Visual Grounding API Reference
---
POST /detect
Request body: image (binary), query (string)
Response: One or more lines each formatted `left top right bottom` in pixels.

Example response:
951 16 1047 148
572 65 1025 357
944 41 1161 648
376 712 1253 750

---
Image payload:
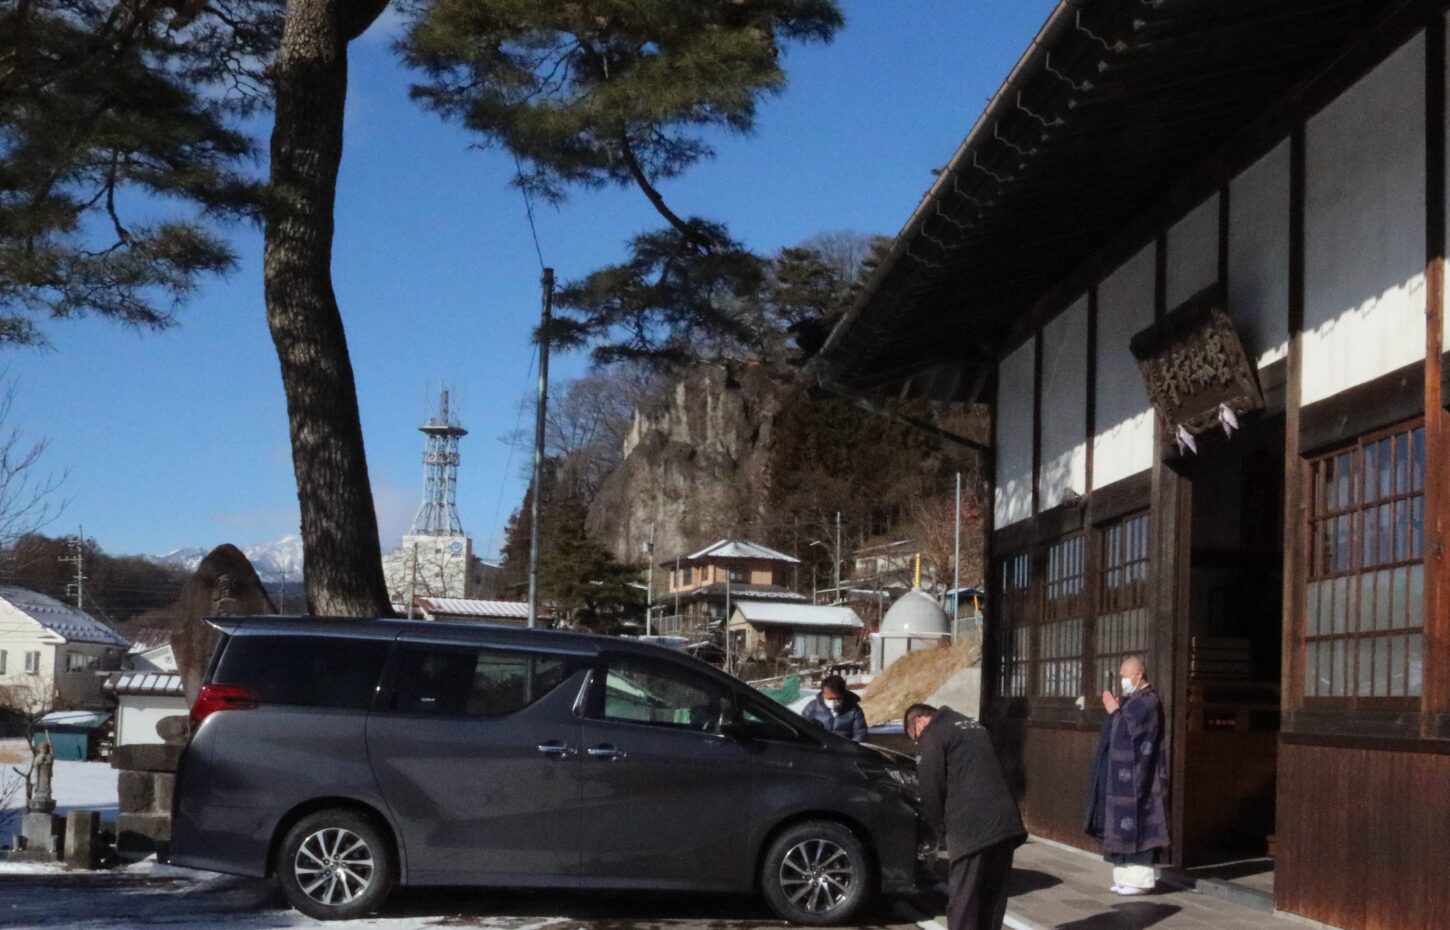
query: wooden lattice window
1305 422 1425 699
998 553 1033 697
1095 512 1152 693
1037 535 1086 698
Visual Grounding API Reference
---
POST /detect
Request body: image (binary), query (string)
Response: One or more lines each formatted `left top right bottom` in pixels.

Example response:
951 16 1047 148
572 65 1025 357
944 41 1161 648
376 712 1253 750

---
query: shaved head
1119 656 1147 680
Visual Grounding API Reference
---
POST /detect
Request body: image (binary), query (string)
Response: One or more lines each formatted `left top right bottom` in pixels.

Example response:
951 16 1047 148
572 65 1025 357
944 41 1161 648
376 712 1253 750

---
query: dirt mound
860 641 977 727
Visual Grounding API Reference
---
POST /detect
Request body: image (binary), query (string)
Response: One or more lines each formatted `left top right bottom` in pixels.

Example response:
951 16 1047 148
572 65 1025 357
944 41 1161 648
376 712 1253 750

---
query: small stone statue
29 740 55 814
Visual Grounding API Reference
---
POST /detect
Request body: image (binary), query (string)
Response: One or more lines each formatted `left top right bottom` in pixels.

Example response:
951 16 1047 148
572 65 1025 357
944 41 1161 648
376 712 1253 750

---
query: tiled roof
731 601 864 629
104 672 185 696
678 539 800 564
125 627 174 652
0 586 129 647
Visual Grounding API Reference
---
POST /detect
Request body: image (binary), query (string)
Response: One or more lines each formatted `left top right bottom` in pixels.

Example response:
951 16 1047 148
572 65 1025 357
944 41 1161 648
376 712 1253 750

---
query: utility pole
60 527 85 610
279 568 287 614
833 511 842 605
527 267 555 630
953 471 962 642
645 523 656 636
724 572 733 676
673 556 681 622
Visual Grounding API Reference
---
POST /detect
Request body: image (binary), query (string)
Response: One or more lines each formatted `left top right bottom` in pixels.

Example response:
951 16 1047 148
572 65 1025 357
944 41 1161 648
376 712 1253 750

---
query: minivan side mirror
718 698 748 739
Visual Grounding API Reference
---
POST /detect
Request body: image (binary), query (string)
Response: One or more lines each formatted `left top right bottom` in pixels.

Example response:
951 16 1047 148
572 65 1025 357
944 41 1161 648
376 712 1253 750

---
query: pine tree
400 0 843 367
0 0 279 343
263 0 395 616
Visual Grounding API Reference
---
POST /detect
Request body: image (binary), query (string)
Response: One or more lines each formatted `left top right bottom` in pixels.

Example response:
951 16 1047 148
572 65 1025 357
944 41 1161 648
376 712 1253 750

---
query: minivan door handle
537 741 575 757
587 744 627 761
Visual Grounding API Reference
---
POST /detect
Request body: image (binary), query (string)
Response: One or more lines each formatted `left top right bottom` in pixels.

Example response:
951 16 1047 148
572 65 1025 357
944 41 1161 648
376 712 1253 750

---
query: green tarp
758 674 801 706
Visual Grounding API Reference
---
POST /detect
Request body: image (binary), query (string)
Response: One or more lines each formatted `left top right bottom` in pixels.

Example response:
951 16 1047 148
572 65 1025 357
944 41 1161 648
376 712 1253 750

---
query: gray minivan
171 617 924 923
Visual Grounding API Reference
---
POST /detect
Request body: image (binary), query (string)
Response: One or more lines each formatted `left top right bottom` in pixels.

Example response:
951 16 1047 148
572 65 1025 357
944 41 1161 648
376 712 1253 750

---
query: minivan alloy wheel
295 827 375 905
779 838 854 914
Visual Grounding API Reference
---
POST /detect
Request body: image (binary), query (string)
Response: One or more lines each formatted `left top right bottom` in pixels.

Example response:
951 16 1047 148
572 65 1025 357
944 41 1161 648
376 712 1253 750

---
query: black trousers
946 840 1016 930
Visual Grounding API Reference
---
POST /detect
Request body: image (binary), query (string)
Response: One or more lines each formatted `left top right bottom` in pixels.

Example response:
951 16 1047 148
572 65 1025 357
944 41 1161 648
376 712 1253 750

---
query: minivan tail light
190 683 259 728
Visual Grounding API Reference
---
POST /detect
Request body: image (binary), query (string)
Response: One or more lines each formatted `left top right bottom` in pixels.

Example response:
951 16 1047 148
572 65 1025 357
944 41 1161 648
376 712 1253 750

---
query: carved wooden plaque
1129 285 1264 441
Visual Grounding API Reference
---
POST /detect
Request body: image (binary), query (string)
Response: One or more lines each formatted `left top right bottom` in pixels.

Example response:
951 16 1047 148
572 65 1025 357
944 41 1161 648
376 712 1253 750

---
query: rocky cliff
586 363 783 563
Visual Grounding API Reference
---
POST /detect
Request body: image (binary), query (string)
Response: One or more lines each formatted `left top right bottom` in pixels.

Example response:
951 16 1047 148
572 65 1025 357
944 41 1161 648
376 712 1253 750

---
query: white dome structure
871 588 950 672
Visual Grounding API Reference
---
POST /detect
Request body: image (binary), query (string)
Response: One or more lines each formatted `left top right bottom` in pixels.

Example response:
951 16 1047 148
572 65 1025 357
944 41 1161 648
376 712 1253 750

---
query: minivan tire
760 820 872 925
277 809 395 921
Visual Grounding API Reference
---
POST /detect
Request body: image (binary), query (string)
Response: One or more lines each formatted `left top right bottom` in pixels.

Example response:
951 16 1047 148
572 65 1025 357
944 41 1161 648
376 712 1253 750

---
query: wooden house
653 540 805 636
818 3 1449 928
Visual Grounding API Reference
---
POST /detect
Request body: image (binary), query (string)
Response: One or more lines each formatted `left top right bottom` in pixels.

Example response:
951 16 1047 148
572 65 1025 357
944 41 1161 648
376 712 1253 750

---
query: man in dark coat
906 703 1026 930
800 674 868 741
1092 656 1169 895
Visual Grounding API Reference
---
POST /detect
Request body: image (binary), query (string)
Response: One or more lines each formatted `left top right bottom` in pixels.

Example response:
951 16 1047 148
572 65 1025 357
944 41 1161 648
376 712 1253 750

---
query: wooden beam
1423 13 1448 735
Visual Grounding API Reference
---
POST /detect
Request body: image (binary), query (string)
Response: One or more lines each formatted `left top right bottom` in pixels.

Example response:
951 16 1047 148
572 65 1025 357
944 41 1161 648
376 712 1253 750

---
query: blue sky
18 1 1055 560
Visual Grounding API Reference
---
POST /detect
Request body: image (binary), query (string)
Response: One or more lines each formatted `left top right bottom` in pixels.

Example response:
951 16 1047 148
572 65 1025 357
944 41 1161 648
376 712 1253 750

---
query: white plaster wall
1038 296 1088 509
116 695 188 746
1304 33 1427 405
995 338 1036 527
1094 246 1157 488
1167 193 1220 311
0 621 58 696
1229 141 1291 368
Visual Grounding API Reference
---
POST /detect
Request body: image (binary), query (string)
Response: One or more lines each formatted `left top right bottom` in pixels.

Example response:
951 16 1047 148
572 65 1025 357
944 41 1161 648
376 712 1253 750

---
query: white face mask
1120 677 1137 696
825 698 842 712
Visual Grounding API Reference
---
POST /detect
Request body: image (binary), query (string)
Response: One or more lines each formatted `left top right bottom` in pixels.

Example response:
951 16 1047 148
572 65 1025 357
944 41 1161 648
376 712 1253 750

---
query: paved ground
927 840 1322 930
0 867 937 930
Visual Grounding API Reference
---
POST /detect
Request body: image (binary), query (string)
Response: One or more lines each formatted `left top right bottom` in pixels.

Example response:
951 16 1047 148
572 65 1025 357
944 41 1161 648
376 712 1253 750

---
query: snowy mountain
155 533 305 586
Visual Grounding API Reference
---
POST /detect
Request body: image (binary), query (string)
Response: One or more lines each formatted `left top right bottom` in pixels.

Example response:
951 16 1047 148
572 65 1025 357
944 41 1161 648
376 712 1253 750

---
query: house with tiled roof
0 586 129 708
652 539 806 640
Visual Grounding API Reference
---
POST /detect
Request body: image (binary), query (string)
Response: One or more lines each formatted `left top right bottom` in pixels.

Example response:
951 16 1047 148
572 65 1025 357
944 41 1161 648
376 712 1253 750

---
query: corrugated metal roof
0 586 129 647
732 601 864 629
37 710 111 729
105 672 185 696
681 539 800 564
670 583 808 602
416 598 548 619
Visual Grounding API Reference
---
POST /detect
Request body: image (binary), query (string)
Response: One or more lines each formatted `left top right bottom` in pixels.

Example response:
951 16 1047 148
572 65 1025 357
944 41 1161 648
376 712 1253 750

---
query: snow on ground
0 870 896 930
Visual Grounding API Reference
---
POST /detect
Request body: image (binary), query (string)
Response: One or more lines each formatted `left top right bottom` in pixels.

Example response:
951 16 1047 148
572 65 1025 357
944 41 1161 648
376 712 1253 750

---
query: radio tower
412 390 467 536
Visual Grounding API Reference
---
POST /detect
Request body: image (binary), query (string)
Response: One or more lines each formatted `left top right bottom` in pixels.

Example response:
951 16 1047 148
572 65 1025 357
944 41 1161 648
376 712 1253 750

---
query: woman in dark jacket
801 675 868 742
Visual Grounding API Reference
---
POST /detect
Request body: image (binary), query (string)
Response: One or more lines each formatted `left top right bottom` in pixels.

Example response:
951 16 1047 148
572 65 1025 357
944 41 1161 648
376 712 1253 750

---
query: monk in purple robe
1096 656 1169 895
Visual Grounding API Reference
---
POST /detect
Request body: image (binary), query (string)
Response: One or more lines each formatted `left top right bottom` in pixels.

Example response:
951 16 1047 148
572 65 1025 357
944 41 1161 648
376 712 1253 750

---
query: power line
511 152 547 273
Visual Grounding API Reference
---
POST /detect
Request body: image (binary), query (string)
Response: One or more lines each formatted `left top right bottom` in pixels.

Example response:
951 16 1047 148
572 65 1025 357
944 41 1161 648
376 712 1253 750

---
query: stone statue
29 740 55 814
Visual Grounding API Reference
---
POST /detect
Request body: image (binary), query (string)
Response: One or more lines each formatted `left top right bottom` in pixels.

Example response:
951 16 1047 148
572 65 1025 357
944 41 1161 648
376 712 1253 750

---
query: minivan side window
740 698 807 743
597 656 730 732
212 635 389 710
390 646 576 717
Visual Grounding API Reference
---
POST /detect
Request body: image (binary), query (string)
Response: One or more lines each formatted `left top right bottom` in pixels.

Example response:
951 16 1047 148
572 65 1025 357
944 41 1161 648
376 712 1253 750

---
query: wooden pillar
982 366 1003 718
1148 232 1192 867
1424 14 1449 735
1085 287 1099 496
1282 124 1308 718
1031 334 1043 517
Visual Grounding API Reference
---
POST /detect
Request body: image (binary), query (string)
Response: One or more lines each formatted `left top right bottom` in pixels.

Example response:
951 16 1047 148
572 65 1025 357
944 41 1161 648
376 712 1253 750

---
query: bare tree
0 377 65 551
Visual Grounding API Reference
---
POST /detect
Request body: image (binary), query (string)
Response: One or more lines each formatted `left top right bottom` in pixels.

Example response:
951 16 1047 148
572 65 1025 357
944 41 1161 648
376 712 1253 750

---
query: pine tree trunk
263 0 392 617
